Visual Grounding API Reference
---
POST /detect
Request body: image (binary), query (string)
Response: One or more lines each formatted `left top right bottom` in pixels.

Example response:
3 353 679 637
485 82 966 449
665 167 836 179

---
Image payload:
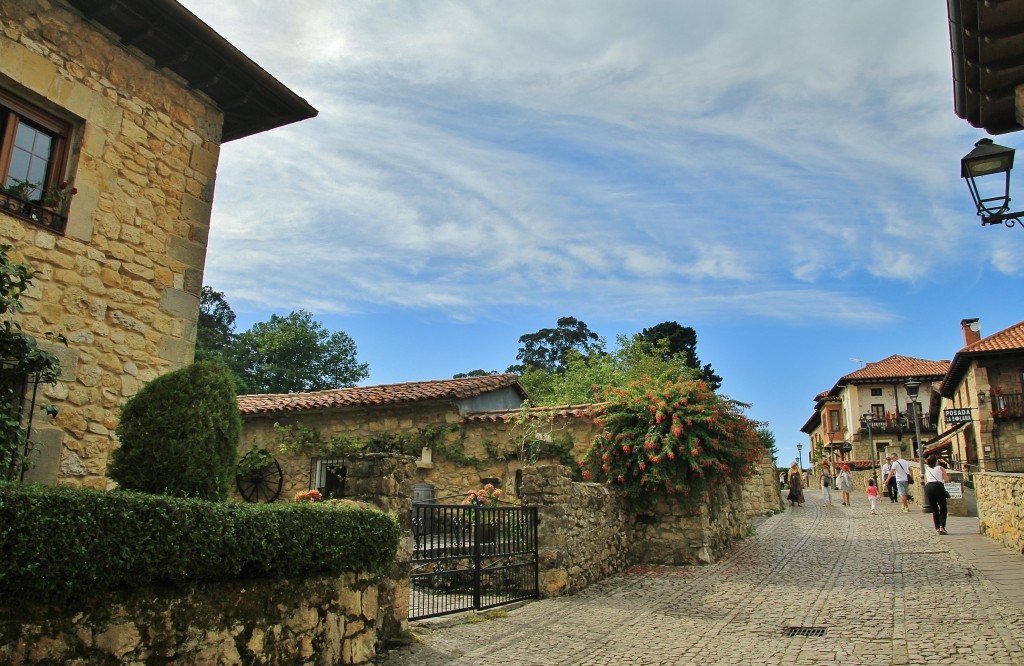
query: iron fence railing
410 501 538 620
967 457 1024 474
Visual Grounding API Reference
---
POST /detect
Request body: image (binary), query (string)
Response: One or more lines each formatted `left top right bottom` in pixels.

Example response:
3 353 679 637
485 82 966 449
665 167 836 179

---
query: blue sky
179 1 1023 468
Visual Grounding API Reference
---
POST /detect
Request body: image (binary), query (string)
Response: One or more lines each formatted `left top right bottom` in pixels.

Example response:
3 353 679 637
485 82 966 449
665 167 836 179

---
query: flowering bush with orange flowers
462 483 503 507
293 489 322 503
581 375 763 512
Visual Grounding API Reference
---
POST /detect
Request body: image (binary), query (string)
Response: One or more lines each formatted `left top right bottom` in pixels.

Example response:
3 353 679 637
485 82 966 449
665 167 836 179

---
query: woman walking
925 455 951 534
820 465 834 505
837 464 853 505
787 462 804 507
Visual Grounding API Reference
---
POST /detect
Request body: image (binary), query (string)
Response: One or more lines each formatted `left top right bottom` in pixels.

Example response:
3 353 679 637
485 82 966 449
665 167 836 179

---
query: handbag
900 461 914 485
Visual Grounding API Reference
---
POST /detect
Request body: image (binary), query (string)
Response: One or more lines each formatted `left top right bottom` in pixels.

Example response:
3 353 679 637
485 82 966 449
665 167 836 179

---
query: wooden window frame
0 88 73 233
828 409 841 433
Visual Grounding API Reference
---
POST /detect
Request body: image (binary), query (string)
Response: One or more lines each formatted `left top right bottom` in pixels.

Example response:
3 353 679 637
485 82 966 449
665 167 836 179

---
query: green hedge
0 483 400 607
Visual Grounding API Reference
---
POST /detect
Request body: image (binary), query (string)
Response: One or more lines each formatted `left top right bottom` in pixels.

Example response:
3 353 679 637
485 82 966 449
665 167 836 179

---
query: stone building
1 0 315 487
235 374 601 503
936 318 1024 471
801 355 950 473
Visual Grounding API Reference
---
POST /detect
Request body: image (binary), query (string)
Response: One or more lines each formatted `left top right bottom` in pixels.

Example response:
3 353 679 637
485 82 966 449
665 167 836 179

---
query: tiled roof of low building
838 355 949 383
464 403 601 423
237 373 525 415
940 320 1024 397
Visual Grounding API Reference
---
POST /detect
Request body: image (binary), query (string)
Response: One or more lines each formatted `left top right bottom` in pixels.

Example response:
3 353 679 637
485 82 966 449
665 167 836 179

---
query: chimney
961 318 981 347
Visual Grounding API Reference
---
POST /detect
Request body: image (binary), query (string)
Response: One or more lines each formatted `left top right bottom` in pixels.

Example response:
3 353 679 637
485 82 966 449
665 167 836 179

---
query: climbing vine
0 245 65 481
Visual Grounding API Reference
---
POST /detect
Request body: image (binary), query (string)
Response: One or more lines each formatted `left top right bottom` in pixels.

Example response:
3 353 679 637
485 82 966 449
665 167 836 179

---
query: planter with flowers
462 483 504 543
0 179 77 232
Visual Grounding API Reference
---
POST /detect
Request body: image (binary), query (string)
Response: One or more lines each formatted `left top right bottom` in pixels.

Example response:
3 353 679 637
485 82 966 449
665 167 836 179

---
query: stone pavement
371 489 1024 665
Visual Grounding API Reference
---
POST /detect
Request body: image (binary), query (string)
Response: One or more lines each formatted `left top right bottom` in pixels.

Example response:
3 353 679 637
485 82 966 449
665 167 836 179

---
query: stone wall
1 1 224 488
519 465 633 597
743 449 785 517
975 471 1024 555
632 483 746 566
239 407 601 504
2 574 392 665
1 453 416 665
518 453 782 596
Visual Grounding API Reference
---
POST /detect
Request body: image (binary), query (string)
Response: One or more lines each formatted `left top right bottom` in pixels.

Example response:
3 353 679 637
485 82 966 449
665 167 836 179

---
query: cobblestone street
373 491 1024 665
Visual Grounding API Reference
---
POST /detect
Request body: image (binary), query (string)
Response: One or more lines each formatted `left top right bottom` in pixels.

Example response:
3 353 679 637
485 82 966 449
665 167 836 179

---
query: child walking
867 478 879 515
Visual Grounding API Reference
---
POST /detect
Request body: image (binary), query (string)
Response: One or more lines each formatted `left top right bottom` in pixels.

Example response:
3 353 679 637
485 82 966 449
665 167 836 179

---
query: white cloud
185 0 1017 327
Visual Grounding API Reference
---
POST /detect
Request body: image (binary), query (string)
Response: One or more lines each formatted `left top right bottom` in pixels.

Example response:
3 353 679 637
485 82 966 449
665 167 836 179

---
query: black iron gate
409 500 538 620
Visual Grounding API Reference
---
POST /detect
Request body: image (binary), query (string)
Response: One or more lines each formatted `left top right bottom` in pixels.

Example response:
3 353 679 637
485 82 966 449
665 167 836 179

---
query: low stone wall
632 483 745 565
1 453 416 665
2 574 391 665
975 471 1024 554
743 450 785 518
519 466 633 597
520 453 783 595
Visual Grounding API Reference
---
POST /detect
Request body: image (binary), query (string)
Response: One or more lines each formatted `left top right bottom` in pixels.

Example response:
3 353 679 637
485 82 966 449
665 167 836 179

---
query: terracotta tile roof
838 355 949 384
464 403 601 423
237 373 526 415
941 319 1024 397
961 320 1024 353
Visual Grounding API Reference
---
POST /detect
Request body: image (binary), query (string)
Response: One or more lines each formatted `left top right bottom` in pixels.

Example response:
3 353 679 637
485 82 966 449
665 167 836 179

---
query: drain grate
784 626 827 637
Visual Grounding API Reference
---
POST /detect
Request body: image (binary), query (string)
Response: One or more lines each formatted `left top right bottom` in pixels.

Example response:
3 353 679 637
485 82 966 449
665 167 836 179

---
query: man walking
881 455 897 503
884 455 914 512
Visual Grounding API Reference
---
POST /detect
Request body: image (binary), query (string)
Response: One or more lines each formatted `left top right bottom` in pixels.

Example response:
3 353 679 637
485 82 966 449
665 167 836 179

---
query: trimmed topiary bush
108 361 241 501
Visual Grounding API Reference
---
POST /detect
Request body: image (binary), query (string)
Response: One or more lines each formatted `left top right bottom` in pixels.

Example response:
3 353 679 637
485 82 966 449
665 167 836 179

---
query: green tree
638 321 722 391
756 424 778 468
524 334 698 406
581 375 762 512
196 286 236 362
507 316 603 375
0 245 64 481
107 361 240 500
231 310 369 394
453 369 498 378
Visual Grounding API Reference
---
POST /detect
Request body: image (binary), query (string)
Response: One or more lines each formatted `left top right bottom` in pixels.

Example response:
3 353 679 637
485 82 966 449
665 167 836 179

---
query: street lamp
796 444 803 473
862 413 878 484
904 378 932 513
961 138 1023 229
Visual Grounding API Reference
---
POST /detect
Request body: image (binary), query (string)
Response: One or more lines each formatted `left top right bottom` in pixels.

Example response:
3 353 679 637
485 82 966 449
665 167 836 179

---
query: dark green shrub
108 361 241 501
0 483 400 608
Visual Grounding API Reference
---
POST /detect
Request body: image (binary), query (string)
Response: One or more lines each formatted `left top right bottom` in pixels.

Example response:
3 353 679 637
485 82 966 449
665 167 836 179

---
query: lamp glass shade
961 139 1015 178
904 379 921 400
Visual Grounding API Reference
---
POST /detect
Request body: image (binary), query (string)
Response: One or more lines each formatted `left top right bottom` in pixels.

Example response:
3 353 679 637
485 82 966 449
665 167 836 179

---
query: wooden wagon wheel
236 449 283 503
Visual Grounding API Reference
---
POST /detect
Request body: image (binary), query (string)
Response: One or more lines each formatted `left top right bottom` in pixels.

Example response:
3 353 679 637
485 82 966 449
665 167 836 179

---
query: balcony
859 413 934 434
991 393 1024 420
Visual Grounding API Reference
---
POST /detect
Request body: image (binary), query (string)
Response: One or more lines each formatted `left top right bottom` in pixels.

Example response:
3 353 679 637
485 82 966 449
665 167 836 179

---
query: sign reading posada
944 408 973 424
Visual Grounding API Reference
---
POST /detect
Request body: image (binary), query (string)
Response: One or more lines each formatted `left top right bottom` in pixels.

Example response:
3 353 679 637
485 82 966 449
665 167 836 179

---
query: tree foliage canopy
507 316 603 375
638 321 721 391
231 310 369 394
195 289 369 395
522 334 699 406
196 286 236 363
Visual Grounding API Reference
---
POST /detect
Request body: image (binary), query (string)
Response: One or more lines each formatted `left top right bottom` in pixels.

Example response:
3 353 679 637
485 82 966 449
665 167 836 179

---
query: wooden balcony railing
991 393 1024 420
